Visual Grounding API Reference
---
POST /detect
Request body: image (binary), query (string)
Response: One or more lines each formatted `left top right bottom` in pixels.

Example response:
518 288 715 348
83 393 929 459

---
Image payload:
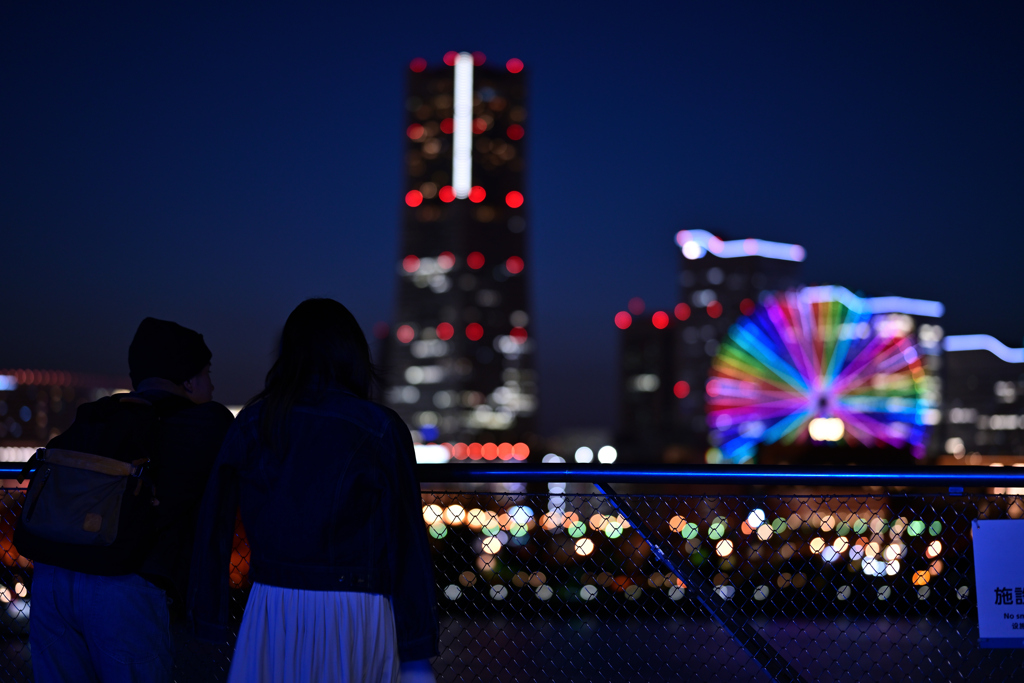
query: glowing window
506 58 524 73
505 191 524 208
652 311 669 329
507 124 524 140
438 186 455 203
465 323 483 341
396 325 415 344
410 57 427 72
406 124 424 140
674 303 691 321
402 255 420 272
436 323 454 341
467 252 485 269
673 381 690 399
469 186 486 203
405 190 423 207
440 118 454 134
614 312 632 329
506 256 524 274
707 301 723 319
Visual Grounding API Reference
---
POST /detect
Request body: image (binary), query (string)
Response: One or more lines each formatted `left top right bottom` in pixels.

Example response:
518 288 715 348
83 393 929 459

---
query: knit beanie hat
128 317 212 389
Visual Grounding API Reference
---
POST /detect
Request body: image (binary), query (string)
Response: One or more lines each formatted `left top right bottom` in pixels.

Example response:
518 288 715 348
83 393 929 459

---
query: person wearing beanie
19 317 234 683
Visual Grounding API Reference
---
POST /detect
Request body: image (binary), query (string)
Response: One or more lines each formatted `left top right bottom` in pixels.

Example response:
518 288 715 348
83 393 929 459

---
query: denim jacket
188 388 438 661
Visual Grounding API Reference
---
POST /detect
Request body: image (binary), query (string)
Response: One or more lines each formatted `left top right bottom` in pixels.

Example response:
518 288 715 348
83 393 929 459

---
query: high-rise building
384 53 536 459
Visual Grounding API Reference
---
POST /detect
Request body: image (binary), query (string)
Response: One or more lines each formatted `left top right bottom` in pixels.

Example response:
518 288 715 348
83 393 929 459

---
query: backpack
15 393 190 567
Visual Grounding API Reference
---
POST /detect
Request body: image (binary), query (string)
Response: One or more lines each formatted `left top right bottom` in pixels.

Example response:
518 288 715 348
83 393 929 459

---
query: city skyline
3 4 1023 435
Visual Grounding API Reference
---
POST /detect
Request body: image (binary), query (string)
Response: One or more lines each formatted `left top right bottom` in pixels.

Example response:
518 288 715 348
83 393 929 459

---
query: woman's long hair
249 298 378 449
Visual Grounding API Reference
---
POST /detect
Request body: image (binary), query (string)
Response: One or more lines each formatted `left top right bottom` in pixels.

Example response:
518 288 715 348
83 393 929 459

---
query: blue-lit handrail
3 464 1023 488
415 464 1024 488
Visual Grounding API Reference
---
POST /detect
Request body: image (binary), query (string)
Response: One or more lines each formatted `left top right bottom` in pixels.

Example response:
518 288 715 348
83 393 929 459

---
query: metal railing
1 465 1024 682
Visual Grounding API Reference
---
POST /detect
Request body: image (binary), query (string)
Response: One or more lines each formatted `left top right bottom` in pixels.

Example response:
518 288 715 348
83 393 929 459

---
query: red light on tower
467 252 485 269
436 323 454 341
469 186 486 203
674 303 691 321
506 58 524 73
438 186 455 203
740 298 756 316
628 297 645 315
707 301 723 319
406 124 424 140
510 327 528 343
443 51 458 66
505 256 524 274
472 51 486 66
614 311 632 329
409 57 427 72
396 325 415 344
465 323 484 341
652 311 669 329
673 381 691 399
440 118 454 134
404 190 423 207
505 191 524 208
437 251 456 269
473 118 488 134
402 255 420 272
507 124 524 140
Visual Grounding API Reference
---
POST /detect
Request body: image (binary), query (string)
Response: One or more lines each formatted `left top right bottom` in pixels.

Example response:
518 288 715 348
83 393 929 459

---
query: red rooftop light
437 251 456 269
443 51 459 66
465 323 484 341
510 327 528 343
397 325 415 343
614 311 632 329
467 252 485 269
406 124 424 140
440 118 454 134
674 381 691 399
469 186 486 203
472 51 486 66
628 297 645 315
404 190 423 207
409 57 427 72
707 301 723 319
740 298 756 316
507 124 524 140
506 58 524 73
438 186 455 203
674 303 691 321
505 191 524 208
652 311 669 329
436 322 454 341
402 255 420 272
473 118 487 134
505 256 524 274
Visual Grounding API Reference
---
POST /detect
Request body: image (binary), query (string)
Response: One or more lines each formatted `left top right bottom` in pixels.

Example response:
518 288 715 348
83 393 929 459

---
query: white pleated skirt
227 583 400 683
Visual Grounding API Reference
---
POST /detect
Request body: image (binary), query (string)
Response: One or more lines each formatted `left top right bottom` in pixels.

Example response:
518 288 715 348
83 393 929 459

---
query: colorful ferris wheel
706 287 934 463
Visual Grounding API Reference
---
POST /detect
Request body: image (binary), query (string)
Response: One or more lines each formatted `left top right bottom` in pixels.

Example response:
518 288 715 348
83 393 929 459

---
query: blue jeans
29 563 173 683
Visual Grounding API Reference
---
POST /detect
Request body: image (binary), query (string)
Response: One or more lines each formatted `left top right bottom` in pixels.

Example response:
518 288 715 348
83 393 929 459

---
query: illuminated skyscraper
384 53 535 457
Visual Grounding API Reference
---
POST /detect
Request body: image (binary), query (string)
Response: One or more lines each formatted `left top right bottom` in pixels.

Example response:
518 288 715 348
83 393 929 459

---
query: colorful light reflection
707 289 933 463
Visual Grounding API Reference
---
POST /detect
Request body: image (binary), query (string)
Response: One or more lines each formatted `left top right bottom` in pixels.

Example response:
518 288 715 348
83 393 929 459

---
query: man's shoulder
163 401 234 439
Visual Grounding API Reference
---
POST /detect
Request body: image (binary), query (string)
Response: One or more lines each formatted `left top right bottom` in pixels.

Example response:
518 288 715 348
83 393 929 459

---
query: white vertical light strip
452 52 474 199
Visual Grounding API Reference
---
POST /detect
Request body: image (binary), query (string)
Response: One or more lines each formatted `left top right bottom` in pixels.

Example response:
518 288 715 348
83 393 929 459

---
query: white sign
973 520 1024 648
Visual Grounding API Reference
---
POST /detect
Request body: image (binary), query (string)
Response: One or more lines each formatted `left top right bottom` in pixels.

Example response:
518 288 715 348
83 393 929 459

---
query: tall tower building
384 52 535 458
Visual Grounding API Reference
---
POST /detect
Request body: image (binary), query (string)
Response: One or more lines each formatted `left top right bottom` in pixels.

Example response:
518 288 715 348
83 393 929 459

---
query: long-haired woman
189 298 438 682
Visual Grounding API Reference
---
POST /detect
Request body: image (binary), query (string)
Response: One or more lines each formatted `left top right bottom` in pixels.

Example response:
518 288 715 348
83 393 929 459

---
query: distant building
0 369 130 461
384 53 535 459
942 335 1024 456
617 231 804 463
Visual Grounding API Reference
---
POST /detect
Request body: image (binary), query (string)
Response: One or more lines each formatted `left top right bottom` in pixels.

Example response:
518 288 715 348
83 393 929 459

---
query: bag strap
17 449 42 484
40 449 149 478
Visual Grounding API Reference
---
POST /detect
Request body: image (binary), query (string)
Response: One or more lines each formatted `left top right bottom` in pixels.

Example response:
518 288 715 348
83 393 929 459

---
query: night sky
3 3 1022 434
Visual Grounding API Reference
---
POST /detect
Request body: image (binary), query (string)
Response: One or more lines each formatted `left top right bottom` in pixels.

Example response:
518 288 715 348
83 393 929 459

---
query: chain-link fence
1 476 1024 681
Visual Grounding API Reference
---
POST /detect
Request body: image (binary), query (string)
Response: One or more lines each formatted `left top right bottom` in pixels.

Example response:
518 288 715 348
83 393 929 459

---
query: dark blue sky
3 3 1022 433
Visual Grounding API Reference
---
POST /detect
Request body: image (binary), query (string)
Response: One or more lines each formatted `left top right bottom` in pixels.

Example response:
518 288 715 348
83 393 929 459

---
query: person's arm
187 419 244 641
384 417 440 663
